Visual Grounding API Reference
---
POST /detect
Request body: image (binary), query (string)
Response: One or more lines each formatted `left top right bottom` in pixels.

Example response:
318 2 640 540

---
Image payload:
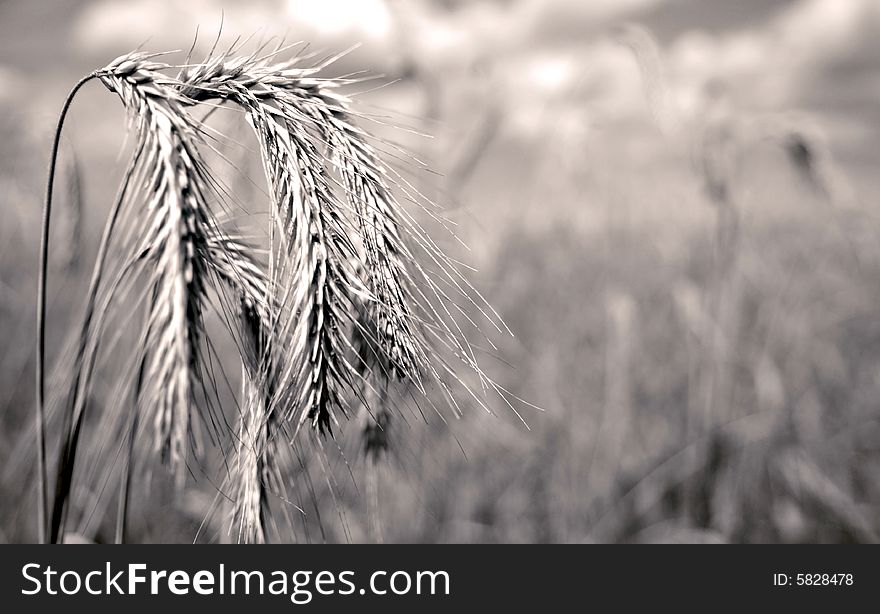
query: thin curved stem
115 389 141 544
49 141 141 544
36 73 96 544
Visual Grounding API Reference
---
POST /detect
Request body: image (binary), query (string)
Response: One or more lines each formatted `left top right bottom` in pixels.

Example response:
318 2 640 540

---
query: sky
1 0 877 171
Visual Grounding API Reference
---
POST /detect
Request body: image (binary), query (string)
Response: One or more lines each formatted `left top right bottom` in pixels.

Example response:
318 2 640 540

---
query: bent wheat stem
37 73 97 544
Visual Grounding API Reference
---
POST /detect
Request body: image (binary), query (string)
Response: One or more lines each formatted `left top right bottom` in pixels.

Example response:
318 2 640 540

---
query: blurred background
2 0 880 543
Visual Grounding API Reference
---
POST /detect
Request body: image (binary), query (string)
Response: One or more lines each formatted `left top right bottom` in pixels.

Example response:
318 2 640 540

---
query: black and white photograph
1 0 880 586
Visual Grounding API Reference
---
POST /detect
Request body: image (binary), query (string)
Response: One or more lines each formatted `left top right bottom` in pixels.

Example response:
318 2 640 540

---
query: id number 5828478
773 573 853 587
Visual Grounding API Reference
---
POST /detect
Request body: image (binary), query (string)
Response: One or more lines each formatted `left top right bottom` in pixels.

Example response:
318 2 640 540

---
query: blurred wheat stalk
35 42 520 544
579 24 872 543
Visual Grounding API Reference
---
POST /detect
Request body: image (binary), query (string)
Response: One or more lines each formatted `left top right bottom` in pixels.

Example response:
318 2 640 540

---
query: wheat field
2 0 880 544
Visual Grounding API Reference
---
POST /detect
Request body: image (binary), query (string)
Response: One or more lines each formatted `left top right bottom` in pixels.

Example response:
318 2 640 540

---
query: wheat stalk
175 51 510 399
97 55 217 479
36 44 521 543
